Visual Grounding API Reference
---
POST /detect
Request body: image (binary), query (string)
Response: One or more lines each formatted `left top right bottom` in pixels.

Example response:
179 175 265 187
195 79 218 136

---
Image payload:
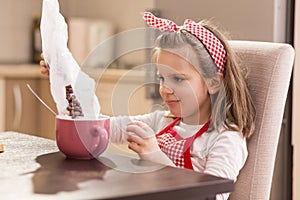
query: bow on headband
143 12 226 73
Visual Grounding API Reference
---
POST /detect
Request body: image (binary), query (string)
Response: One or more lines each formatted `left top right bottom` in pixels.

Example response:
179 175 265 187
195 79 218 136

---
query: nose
160 84 174 94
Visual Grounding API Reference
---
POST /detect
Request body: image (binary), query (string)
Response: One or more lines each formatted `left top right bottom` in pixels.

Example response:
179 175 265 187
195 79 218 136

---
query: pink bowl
55 116 110 159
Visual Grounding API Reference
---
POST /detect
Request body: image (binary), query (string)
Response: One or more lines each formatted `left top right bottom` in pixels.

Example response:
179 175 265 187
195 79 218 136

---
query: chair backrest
228 41 294 200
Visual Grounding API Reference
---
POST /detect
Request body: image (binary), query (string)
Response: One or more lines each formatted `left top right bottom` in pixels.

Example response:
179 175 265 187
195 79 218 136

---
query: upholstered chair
228 41 294 200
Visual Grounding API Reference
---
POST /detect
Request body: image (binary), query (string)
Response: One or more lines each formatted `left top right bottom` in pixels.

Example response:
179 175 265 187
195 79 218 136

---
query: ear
206 73 224 94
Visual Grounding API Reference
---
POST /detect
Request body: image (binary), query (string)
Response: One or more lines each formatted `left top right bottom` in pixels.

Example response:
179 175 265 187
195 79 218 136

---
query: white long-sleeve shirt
109 110 248 200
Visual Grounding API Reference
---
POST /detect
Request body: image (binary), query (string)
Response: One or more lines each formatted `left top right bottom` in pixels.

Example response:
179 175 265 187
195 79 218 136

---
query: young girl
41 12 255 200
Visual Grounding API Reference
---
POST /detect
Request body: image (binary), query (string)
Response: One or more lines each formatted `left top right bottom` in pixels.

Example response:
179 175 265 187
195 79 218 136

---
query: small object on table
0 143 4 153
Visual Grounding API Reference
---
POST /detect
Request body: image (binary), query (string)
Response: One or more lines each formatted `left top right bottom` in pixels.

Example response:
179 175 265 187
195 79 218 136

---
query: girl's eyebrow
156 71 187 76
157 72 188 77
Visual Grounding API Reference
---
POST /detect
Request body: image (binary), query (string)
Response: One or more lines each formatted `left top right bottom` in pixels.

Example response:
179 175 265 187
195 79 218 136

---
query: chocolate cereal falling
65 85 84 118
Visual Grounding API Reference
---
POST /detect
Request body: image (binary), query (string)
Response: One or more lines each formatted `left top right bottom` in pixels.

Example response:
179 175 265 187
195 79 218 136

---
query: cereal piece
65 85 84 118
66 105 72 111
66 94 72 102
65 84 73 91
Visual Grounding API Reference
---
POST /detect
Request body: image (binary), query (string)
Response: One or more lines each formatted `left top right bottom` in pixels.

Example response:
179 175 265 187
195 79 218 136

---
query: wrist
139 149 175 167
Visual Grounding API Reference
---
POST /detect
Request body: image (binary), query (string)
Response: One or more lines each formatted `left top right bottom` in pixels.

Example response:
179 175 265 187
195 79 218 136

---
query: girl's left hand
126 121 160 155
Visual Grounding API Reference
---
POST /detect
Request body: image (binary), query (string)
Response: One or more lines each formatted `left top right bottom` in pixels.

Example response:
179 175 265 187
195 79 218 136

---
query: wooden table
0 132 234 200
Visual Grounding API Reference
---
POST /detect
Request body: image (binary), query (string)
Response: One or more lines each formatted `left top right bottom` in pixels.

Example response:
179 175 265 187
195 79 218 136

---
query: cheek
176 84 198 98
174 86 186 95
180 83 209 103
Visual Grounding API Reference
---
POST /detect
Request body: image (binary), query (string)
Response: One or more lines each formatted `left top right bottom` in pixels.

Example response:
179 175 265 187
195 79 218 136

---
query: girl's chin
168 110 181 118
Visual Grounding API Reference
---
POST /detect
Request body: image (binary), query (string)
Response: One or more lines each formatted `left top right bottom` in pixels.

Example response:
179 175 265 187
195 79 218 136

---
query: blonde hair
153 20 256 138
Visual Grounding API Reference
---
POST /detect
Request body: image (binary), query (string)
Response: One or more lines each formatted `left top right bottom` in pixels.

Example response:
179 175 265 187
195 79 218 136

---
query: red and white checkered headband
143 12 227 73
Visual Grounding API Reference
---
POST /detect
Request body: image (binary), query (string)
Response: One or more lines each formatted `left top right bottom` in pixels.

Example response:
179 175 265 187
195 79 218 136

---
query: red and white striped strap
143 11 226 73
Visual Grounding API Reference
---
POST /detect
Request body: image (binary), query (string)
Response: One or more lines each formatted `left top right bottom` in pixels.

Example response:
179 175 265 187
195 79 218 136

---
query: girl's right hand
40 53 49 76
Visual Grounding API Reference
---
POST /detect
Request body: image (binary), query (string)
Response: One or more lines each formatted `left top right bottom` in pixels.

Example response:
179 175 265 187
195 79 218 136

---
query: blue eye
157 74 185 84
173 75 185 82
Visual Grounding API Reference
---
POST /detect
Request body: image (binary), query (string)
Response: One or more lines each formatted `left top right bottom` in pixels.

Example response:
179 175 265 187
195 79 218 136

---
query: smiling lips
165 99 180 105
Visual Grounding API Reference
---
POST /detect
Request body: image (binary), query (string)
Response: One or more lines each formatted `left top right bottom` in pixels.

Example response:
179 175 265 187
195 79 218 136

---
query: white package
40 0 100 118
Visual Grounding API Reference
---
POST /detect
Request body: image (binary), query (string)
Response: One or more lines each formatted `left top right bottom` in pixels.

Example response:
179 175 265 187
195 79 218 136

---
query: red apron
156 118 210 170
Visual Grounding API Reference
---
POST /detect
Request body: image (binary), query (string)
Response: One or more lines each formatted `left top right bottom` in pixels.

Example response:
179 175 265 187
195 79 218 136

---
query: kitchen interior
0 0 299 199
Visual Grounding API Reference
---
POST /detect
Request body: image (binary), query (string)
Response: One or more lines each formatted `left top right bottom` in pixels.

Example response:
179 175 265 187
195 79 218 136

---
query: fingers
40 58 49 76
126 124 149 154
128 141 141 153
40 67 49 76
126 121 154 139
127 134 145 146
127 134 146 154
40 60 46 67
126 121 157 155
